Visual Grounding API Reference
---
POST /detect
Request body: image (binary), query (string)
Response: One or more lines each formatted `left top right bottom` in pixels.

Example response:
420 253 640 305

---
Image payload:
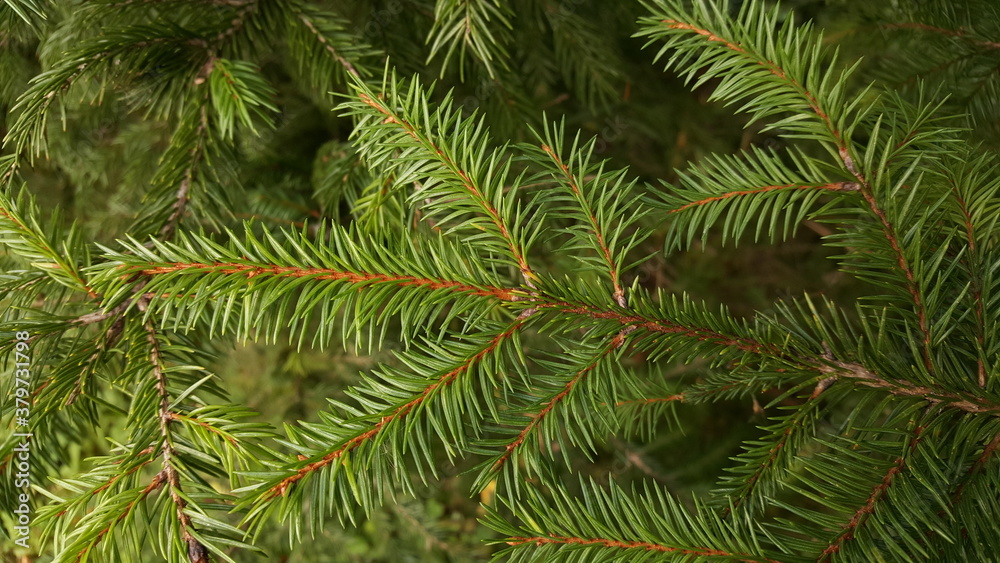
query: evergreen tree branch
289 4 363 79
11 3 1000 558
848 168 934 375
0 187 96 297
159 102 209 241
144 319 211 563
1 0 46 27
543 2 625 108
487 479 786 562
669 181 858 214
209 0 259 48
208 57 278 139
4 26 211 159
343 75 539 287
427 0 513 79
950 181 987 388
540 143 627 305
134 261 515 300
488 340 621 475
95 223 516 346
816 419 927 561
640 1 936 373
880 22 1000 51
818 360 1000 415
639 0 859 149
528 119 647 307
258 318 526 502
652 144 859 249
719 398 824 516
65 315 126 406
941 150 1000 388
946 429 1000 509
69 471 167 562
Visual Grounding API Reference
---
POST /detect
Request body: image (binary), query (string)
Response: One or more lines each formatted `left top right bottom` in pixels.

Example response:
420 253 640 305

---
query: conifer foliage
2 0 1000 561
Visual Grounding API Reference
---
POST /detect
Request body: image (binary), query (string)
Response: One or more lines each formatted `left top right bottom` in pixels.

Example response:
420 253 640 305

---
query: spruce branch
4 25 211 159
287 2 371 82
144 318 211 563
528 118 648 307
880 22 1000 51
816 418 927 561
540 143 628 305
294 13 358 78
640 0 938 374
426 0 513 79
543 2 625 108
0 187 96 297
941 150 1000 388
638 0 862 149
208 58 278 140
2 0 46 26
817 359 1000 415
94 223 517 346
487 341 621 476
669 182 859 214
487 478 786 562
236 319 530 535
947 429 1000 511
262 322 524 499
9 0 1000 559
158 102 209 241
718 398 824 515
652 144 861 249
342 74 539 287
67 471 167 562
65 314 126 406
850 171 935 375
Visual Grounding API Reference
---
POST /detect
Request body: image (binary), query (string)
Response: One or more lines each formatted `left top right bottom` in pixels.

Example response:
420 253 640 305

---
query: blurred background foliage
2 0 997 560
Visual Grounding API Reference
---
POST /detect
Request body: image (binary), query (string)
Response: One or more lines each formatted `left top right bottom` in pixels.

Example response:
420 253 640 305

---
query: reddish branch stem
540 144 626 306
507 535 783 562
297 13 360 77
357 92 536 287
818 425 925 560
133 261 516 300
546 299 780 354
949 182 987 387
670 182 860 213
0 206 98 298
264 319 526 499
145 321 209 563
492 345 616 471
662 17 934 374
819 360 999 415
615 394 685 406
